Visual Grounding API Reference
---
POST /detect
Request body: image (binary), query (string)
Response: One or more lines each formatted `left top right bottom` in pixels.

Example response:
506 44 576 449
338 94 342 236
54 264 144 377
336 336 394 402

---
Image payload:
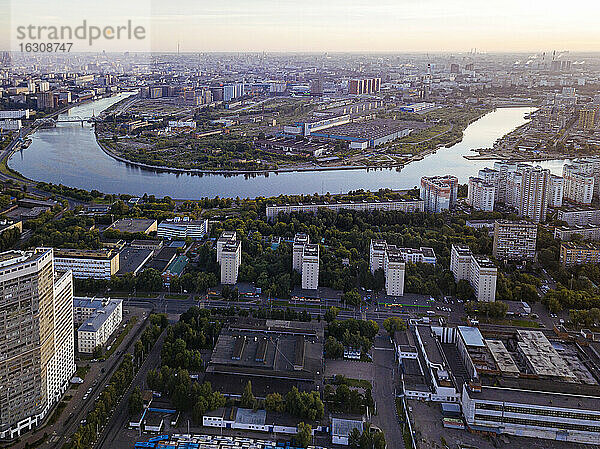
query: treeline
0 227 20 252
326 319 379 358
160 307 222 371
146 366 226 423
264 387 324 421
323 383 373 415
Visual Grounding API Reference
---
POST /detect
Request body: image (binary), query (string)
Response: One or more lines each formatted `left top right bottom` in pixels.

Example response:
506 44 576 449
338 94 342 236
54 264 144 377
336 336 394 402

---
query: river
8 96 567 199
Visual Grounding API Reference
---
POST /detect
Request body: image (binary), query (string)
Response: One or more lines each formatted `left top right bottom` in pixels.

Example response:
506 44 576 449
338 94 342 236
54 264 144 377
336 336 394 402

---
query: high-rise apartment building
492 220 538 261
563 164 594 205
467 177 495 211
301 244 320 290
493 161 517 204
517 165 550 223
292 233 310 272
0 249 75 440
369 239 387 273
450 245 497 302
567 158 600 198
547 174 564 207
384 248 405 297
420 175 459 213
220 240 241 285
348 78 381 95
216 231 237 263
578 108 596 130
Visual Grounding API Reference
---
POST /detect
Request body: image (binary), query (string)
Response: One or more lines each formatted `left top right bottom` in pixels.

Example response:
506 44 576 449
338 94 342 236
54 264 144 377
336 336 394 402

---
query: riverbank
9 105 547 199
94 109 487 176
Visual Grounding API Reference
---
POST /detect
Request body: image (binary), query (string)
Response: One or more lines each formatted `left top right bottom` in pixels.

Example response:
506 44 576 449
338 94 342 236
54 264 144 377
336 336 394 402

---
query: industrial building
308 119 415 149
205 320 324 397
396 322 600 445
266 198 424 220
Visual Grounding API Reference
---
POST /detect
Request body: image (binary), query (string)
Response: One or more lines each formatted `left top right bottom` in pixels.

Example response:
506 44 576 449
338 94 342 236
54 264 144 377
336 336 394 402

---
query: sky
2 0 600 53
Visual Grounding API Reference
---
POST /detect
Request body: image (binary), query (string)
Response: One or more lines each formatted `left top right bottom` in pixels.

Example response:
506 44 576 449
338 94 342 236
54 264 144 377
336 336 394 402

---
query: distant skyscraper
0 249 75 440
348 77 381 95
310 78 324 96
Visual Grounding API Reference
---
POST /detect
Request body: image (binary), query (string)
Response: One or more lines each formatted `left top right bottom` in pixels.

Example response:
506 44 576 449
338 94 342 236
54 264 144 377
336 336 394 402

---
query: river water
8 96 567 199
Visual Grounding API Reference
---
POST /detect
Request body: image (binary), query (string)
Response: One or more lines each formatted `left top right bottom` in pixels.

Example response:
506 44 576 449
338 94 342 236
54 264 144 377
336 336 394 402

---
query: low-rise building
157 217 208 240
557 206 600 227
560 241 600 266
492 220 537 261
107 218 157 235
554 225 600 241
73 297 123 353
54 248 119 280
266 198 424 220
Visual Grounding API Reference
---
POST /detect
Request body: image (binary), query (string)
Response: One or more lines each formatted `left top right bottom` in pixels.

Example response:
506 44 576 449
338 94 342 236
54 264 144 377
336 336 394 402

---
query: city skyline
1 0 600 52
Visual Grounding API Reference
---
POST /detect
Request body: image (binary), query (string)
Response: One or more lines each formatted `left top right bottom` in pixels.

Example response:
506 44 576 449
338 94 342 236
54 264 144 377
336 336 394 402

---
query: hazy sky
2 0 600 52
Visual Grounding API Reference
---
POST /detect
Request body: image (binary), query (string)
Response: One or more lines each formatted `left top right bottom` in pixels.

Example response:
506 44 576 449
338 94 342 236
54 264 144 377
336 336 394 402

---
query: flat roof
109 218 156 233
516 330 577 381
485 339 520 374
117 247 153 275
331 417 363 437
458 326 485 348
235 408 266 425
54 248 116 260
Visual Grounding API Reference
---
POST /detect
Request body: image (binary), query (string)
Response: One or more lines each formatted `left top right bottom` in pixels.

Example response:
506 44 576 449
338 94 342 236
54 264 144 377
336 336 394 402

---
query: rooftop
78 298 122 333
108 218 156 234
458 326 485 348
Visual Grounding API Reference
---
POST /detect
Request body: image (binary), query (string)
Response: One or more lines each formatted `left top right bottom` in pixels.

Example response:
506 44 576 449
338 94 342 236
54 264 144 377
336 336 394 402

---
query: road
370 334 405 449
96 330 167 449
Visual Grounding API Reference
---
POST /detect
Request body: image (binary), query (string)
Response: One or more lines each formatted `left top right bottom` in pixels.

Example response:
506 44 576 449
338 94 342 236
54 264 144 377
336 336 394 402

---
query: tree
342 289 362 307
324 306 340 323
456 279 475 302
240 381 256 409
348 428 361 448
294 422 312 448
265 393 285 413
382 317 406 337
324 336 344 359
128 387 143 416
